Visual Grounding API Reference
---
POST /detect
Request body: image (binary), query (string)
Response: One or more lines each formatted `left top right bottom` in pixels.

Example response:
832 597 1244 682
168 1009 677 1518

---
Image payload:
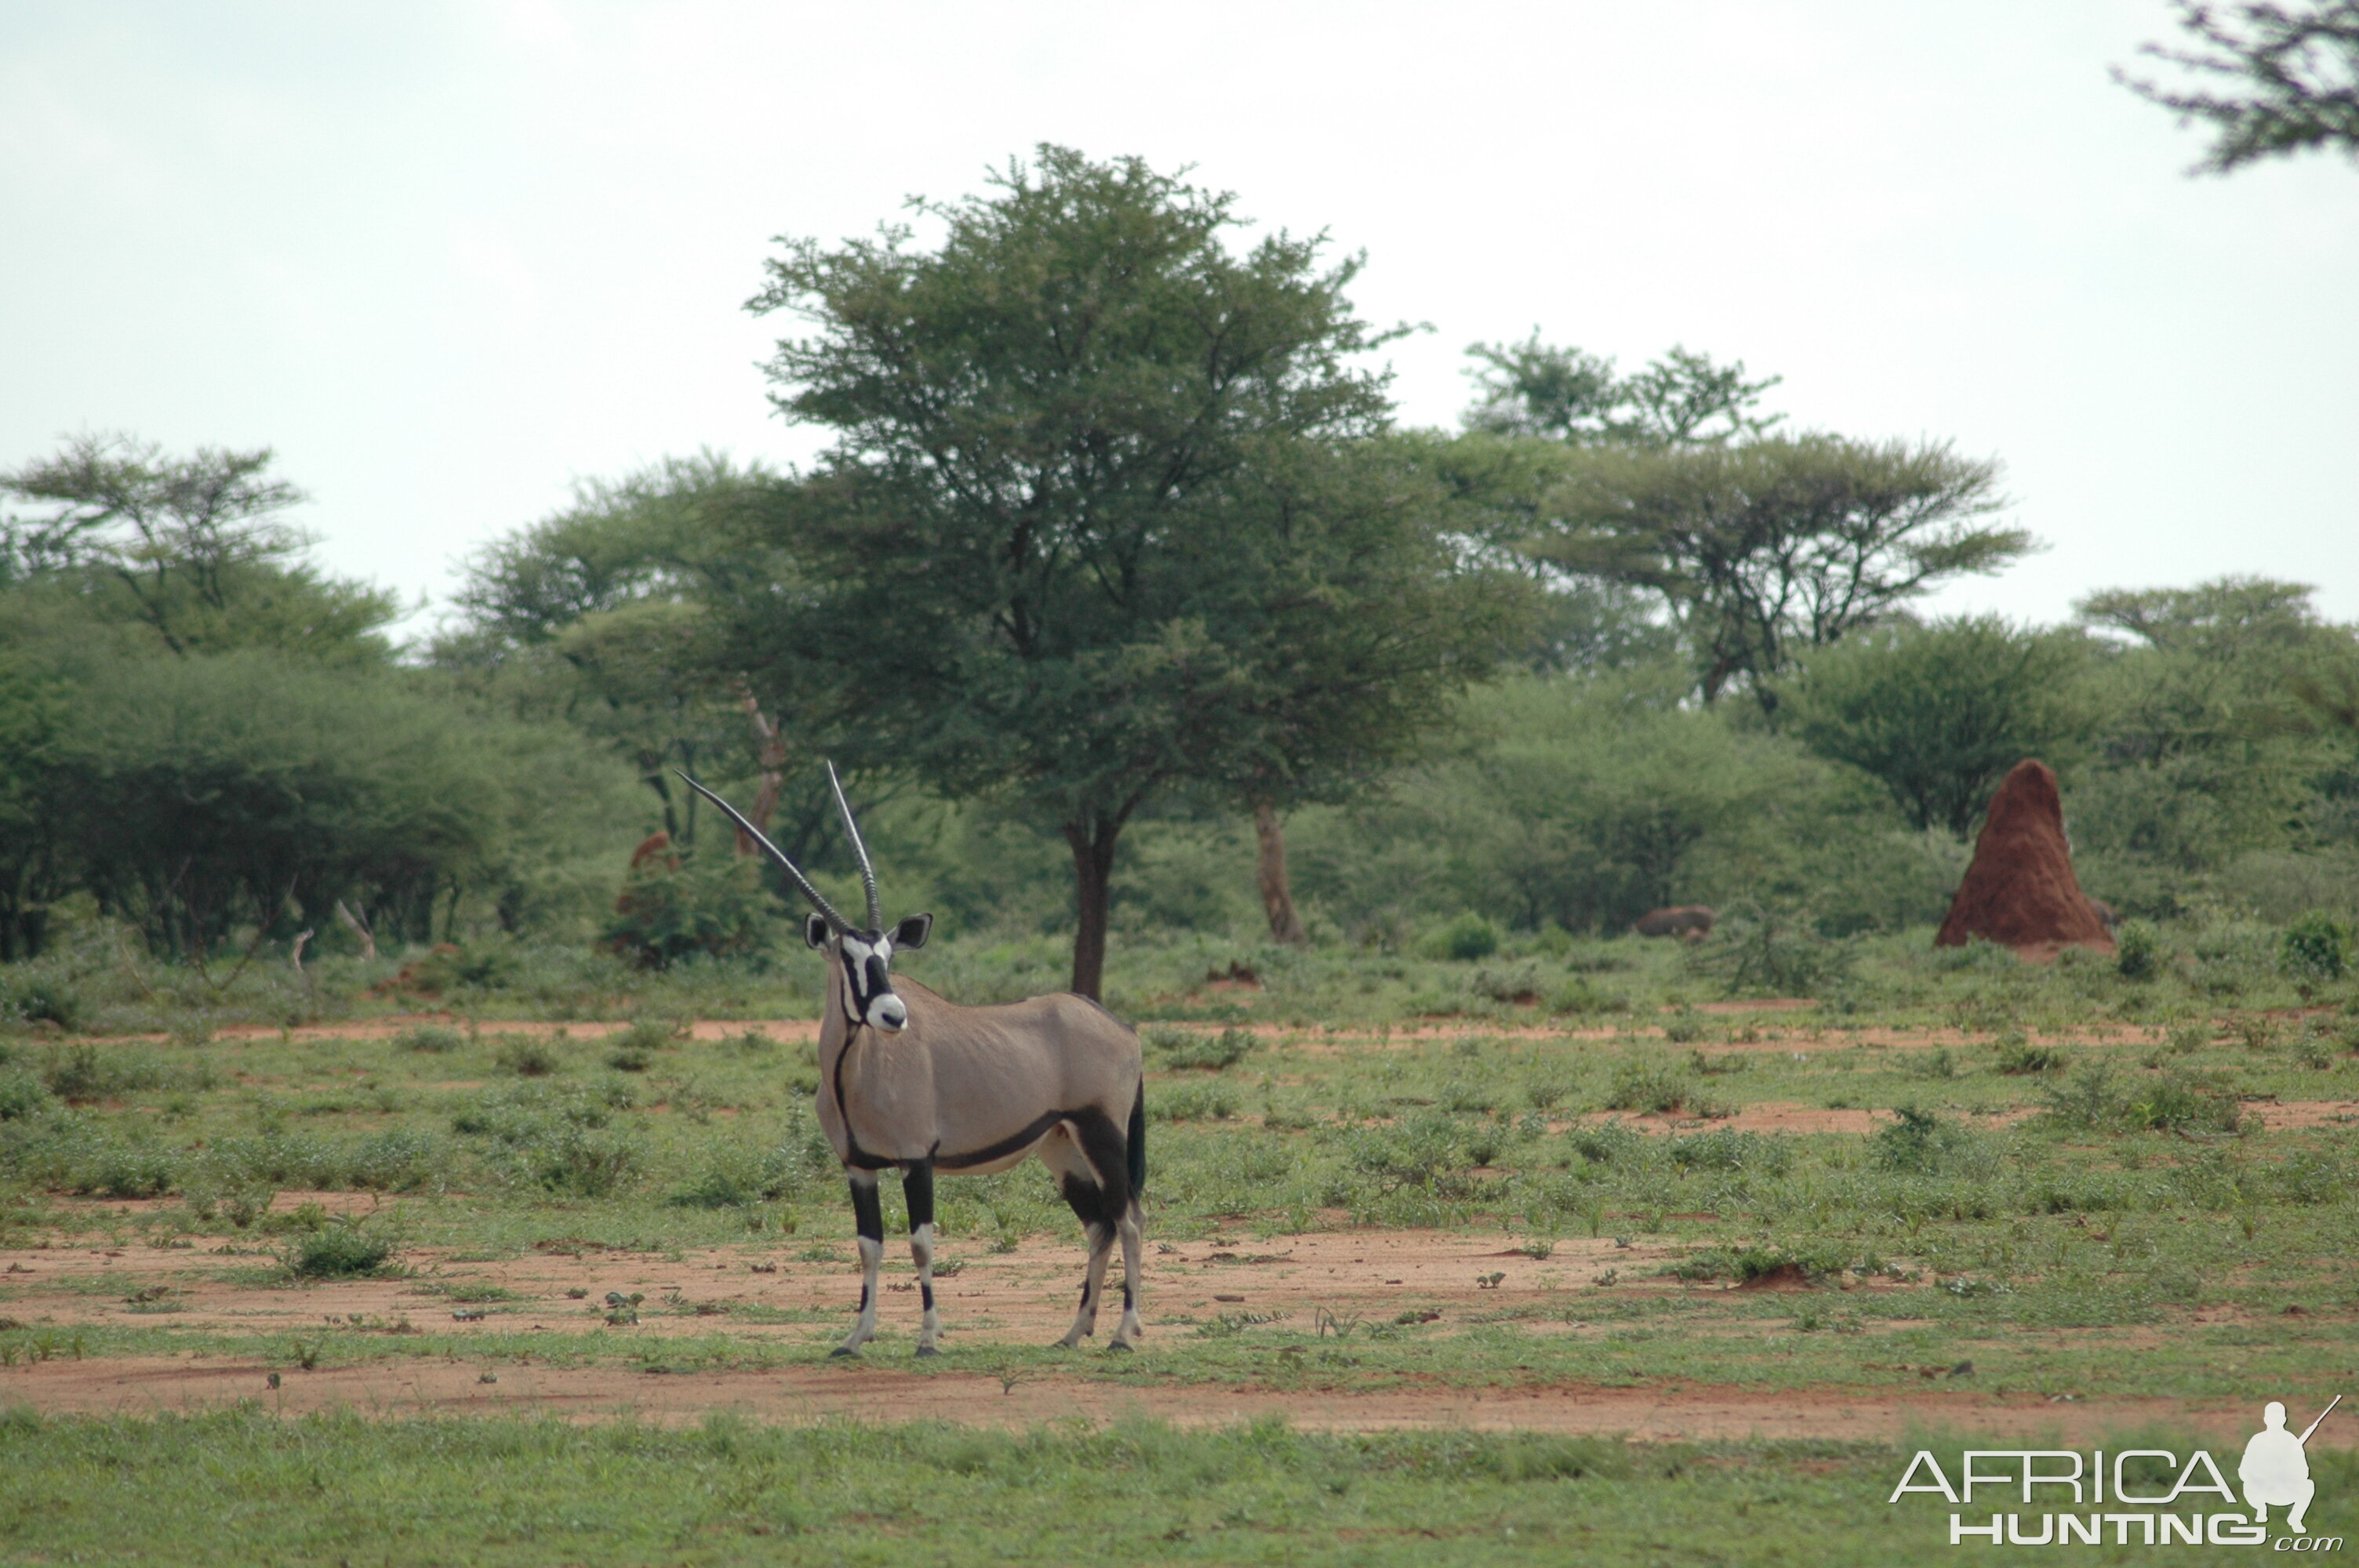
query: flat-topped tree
732 147 1516 997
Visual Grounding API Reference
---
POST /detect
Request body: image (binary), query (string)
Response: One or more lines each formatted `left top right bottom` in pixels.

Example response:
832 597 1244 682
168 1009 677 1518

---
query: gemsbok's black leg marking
836 1171 885 1356
905 1156 942 1356
1039 1109 1141 1350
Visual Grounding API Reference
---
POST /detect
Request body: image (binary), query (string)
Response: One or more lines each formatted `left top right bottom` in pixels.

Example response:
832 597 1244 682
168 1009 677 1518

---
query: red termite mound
1936 759 2114 955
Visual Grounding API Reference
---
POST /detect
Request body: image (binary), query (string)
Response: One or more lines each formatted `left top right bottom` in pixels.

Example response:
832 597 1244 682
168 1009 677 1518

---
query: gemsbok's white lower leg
835 1172 884 1356
837 1234 882 1355
911 1221 941 1356
1059 1224 1114 1347
1109 1206 1144 1349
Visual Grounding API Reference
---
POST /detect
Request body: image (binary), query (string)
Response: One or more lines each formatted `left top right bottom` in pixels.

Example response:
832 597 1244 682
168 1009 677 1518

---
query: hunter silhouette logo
2244 1396 2338 1535
1888 1395 2344 1548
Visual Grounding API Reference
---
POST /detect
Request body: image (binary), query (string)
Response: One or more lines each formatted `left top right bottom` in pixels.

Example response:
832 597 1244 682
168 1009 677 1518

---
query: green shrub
495 1039 563 1077
1438 913 1499 963
1871 1105 1972 1173
1602 1062 1719 1116
1688 908 1854 997
1568 1121 1645 1165
1343 1114 1477 1196
519 1124 636 1196
41 1047 214 1103
1668 1243 1844 1284
2281 911 2353 981
1994 1037 2068 1075
1467 963 1541 1003
670 1147 794 1209
606 1017 683 1073
1660 1007 1706 1044
0 978 78 1030
342 1129 447 1192
0 1070 52 1121
602 851 779 970
1148 1025 1252 1072
2115 920 2161 980
284 1218 398 1278
394 1025 465 1054
2288 1025 2336 1070
2038 1063 2244 1134
2123 1071 2245 1134
1547 978 1617 1015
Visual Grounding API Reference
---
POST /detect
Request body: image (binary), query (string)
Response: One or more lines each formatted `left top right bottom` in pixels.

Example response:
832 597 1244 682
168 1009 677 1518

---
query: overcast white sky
3 1 2353 640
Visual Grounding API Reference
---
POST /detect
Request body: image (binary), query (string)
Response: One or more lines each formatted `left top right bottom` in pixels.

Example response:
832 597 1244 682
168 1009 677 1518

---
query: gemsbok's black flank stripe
934 1110 1074 1171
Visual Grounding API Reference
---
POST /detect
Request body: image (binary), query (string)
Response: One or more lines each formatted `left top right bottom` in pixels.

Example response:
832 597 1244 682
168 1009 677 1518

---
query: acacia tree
1522 435 2032 710
1212 441 1530 944
1462 336 1783 447
729 147 1517 994
441 454 829 856
2116 0 2359 172
2 433 395 662
1783 616 2092 837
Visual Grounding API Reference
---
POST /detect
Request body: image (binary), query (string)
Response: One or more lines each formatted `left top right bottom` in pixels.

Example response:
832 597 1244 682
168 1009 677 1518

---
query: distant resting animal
677 767 1146 1358
1634 906 1716 941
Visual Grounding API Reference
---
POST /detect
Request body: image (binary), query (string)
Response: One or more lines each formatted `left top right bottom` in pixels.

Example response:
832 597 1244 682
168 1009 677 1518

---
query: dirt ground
0 1352 2293 1444
5 1218 2346 1444
1 1221 1697 1345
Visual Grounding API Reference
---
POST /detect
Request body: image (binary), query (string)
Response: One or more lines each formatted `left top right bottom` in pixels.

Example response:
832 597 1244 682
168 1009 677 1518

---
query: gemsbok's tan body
682 769 1145 1356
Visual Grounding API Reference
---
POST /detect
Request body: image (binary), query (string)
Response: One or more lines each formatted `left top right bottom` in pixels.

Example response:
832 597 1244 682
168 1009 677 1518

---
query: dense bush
2281 910 2352 981
602 852 780 970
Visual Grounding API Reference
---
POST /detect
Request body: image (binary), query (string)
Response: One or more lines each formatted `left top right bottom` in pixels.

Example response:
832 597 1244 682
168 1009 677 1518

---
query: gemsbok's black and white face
809 913 933 1033
674 761 934 1033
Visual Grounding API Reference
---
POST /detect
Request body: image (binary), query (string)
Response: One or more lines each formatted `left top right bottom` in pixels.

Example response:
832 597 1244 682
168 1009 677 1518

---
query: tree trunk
1252 800 1309 946
734 686 789 854
1064 818 1122 1001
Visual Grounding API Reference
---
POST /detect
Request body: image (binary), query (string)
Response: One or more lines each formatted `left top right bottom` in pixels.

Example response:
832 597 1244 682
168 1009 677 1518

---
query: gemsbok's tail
1127 1080 1146 1198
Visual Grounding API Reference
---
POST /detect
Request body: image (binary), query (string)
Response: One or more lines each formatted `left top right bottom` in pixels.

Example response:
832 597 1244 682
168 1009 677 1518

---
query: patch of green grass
1146 1024 1254 1072
0 1407 2222 1568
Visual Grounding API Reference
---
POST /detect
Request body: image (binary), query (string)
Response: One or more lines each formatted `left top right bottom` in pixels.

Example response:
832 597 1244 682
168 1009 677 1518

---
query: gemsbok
678 768 1146 1357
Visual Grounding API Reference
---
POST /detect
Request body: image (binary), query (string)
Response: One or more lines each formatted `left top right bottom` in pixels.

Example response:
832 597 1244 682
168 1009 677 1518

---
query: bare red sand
1937 760 2114 955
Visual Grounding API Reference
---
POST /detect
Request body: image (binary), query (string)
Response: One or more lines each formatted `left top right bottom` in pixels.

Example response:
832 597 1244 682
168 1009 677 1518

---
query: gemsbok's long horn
674 771 851 935
827 760 882 933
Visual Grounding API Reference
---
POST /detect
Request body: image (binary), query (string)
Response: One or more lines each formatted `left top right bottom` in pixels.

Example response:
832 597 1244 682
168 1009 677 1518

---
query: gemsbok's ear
805 913 833 950
893 913 933 950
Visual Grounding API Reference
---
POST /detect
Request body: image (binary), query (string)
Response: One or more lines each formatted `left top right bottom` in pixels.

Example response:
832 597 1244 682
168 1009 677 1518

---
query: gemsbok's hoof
828 1345 860 1359
914 1343 940 1358
1105 1340 1134 1354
